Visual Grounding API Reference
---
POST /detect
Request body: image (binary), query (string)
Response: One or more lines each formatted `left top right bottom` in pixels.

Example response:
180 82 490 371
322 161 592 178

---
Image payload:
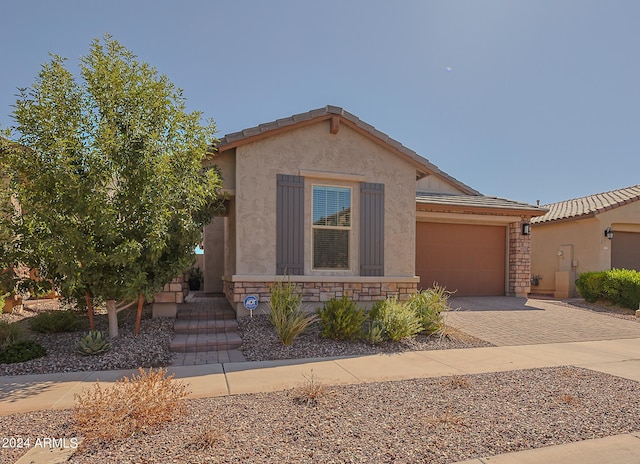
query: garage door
416 222 506 296
611 231 640 271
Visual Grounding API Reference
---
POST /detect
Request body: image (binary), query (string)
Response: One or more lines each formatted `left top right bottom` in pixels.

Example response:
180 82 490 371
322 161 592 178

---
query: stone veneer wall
153 274 189 305
223 278 418 308
508 220 531 297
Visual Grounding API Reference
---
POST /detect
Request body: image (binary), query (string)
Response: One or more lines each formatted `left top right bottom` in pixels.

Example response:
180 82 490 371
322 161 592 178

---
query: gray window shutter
276 174 304 275
360 182 384 276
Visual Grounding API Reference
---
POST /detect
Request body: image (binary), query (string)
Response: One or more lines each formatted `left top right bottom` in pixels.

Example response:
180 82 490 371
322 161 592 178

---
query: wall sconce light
522 223 531 235
604 227 613 240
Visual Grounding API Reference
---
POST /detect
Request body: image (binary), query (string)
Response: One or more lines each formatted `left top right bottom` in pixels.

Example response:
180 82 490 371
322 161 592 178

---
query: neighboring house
202 106 545 316
530 185 640 298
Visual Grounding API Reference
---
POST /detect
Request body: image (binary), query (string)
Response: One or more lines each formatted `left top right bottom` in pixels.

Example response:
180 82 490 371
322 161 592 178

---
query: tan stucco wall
232 121 417 277
530 201 640 296
206 148 236 190
415 175 467 194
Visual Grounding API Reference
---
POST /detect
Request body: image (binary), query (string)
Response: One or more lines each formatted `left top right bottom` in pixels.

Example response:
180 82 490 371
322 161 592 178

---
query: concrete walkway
2 297 640 463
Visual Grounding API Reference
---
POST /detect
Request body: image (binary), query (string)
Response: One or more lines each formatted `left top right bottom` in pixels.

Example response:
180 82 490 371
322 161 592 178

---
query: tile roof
416 192 545 214
531 185 640 224
215 105 481 195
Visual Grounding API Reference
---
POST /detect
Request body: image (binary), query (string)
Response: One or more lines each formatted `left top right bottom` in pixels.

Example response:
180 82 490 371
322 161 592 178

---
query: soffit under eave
416 203 546 218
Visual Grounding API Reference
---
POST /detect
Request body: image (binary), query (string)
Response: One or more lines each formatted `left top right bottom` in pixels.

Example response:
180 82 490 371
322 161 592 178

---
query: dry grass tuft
292 369 327 406
186 425 227 451
427 409 468 429
73 367 189 442
558 393 581 406
441 374 472 389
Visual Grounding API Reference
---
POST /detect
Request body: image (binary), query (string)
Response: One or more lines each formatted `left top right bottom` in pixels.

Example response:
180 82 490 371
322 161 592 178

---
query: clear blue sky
2 0 639 206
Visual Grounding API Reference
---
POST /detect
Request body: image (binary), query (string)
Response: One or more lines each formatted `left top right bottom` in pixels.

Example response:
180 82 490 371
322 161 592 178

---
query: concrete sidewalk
2 337 640 462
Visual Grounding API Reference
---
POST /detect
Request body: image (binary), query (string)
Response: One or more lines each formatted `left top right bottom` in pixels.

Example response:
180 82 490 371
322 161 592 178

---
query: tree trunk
85 291 95 330
135 292 143 335
106 299 118 338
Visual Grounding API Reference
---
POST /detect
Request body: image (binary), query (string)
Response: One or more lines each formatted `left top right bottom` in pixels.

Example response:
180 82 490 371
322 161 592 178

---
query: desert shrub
0 320 25 350
30 310 84 333
406 284 450 335
602 268 640 309
292 370 327 406
74 368 189 442
0 340 47 364
370 296 421 342
576 269 640 309
268 278 316 346
362 319 385 344
575 271 607 302
317 295 367 341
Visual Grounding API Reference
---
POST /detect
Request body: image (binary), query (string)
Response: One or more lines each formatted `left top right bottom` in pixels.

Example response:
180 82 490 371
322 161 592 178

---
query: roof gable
214 105 480 196
532 185 640 224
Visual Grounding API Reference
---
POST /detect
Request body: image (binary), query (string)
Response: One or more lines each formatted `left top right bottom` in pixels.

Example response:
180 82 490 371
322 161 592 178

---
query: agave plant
76 331 111 356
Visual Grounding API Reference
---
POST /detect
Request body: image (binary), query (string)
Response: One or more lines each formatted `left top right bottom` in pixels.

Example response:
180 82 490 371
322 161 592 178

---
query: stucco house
530 185 640 298
202 106 545 316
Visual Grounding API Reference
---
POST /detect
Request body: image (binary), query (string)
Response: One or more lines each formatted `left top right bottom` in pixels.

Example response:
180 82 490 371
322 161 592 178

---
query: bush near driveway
576 268 640 309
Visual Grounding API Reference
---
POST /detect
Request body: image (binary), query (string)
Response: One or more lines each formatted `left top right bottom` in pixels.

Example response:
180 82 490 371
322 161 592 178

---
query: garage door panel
611 231 640 271
416 222 506 296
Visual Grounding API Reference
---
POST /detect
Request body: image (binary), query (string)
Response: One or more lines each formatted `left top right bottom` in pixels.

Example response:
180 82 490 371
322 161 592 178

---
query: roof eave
416 201 547 217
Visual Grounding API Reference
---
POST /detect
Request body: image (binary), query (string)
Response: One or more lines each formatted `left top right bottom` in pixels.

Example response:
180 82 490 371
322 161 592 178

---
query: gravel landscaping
0 301 174 377
238 314 492 362
1 366 639 463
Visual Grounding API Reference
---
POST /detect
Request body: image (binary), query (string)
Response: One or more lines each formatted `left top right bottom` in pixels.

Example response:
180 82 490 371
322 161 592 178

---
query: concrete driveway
445 296 640 346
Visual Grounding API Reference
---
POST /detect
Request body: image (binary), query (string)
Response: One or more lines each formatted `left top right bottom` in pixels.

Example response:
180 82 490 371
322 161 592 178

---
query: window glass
312 186 351 269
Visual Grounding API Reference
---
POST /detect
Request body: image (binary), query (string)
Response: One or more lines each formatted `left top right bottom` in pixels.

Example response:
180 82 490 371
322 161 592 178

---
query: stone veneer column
508 221 531 297
151 274 189 318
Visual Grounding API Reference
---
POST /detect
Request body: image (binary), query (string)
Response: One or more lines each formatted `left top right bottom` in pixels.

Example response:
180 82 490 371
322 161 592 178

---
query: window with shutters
312 185 351 270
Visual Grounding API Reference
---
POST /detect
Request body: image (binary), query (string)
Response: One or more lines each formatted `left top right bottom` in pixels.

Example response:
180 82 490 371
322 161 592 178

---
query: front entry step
170 332 242 352
169 294 246 362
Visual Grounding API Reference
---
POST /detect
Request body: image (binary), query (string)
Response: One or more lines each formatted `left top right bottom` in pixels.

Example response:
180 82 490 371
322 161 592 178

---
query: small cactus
76 331 111 356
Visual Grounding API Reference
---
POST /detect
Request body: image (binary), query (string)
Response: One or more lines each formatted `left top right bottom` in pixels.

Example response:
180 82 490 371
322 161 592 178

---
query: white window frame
311 184 352 270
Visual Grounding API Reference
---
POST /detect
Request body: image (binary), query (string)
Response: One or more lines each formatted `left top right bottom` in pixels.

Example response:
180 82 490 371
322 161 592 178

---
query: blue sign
243 295 259 311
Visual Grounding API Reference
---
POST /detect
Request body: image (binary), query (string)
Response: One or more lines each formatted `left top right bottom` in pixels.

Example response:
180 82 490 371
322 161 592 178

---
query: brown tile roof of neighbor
214 105 481 195
531 184 640 224
416 192 546 216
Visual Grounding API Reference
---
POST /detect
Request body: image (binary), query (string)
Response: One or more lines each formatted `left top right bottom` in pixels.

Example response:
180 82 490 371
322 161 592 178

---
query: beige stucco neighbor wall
530 201 640 297
233 121 417 277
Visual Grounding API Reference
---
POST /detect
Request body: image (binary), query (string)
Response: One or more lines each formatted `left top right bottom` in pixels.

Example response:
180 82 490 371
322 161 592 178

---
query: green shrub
406 285 450 335
576 269 640 309
317 295 367 341
602 268 640 309
30 310 84 333
268 278 316 346
370 296 422 342
576 271 607 302
0 340 47 364
0 321 25 350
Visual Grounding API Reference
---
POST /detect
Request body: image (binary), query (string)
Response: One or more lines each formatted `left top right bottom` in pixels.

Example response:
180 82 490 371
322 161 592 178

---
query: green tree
1 36 222 336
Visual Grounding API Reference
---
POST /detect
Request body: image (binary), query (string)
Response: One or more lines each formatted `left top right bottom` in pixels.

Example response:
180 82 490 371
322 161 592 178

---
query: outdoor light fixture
522 223 531 235
604 227 614 240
